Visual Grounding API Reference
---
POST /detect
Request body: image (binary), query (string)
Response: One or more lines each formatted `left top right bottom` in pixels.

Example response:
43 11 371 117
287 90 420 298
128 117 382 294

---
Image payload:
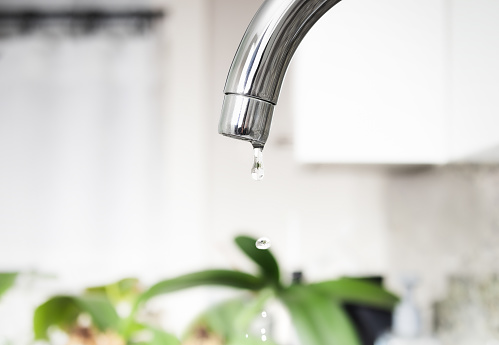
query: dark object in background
0 8 165 36
291 272 393 344
343 276 393 345
292 271 303 284
344 303 392 345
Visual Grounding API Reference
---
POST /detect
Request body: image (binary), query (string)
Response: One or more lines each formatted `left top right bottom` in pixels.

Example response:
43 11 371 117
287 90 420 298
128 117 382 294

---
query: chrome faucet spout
218 0 342 148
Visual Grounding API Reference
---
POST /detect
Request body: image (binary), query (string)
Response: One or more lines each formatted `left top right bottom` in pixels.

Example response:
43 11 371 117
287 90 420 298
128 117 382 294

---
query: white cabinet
291 0 499 164
449 0 499 162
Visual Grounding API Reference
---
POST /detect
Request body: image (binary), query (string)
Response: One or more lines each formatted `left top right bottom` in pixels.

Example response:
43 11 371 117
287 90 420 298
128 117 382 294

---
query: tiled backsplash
435 275 499 345
385 164 499 337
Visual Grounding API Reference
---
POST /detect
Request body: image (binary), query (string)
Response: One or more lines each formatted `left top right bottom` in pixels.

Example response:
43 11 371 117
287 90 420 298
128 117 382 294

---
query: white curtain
0 30 168 287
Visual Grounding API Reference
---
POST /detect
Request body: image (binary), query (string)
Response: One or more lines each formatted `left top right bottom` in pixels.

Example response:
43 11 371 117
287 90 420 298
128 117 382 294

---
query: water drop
261 328 266 334
261 335 267 342
256 237 271 250
261 311 267 318
251 147 264 180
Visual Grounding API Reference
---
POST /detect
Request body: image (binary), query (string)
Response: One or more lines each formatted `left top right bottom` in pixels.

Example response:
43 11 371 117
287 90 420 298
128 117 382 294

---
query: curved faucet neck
218 0 343 148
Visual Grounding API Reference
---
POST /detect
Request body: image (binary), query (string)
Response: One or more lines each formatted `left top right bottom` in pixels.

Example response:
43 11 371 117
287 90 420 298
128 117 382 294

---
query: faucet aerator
219 94 275 148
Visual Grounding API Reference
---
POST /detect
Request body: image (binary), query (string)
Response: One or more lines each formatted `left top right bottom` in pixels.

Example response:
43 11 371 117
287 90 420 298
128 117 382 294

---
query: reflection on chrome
218 0 342 148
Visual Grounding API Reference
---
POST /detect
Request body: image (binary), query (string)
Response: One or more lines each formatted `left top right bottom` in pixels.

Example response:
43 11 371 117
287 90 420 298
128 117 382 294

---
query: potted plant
34 235 398 345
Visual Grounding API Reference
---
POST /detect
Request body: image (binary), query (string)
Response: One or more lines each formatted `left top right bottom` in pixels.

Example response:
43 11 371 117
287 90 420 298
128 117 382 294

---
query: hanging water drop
256 237 271 250
251 147 264 181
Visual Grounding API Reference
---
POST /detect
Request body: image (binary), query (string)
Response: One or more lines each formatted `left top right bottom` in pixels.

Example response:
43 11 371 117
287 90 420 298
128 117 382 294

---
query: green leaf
233 289 274 332
34 296 78 339
132 325 180 345
33 295 120 339
0 272 18 300
310 277 399 310
121 320 147 338
281 285 361 345
183 298 244 341
235 236 280 287
147 327 180 345
184 295 278 345
139 270 265 304
203 298 246 339
86 278 141 305
74 295 121 330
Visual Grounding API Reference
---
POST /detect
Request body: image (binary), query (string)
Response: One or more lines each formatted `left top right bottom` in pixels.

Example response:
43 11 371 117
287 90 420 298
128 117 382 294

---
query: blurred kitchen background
0 0 499 344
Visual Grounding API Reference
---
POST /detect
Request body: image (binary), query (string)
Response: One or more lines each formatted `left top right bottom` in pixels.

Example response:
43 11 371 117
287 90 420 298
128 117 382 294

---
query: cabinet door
291 0 447 164
449 0 499 162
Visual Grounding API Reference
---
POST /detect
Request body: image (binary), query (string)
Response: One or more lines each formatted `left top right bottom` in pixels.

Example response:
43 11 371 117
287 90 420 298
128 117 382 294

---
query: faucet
218 0 342 149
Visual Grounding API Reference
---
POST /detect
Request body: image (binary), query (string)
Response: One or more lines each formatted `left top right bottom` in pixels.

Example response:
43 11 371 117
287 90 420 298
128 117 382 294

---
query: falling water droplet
251 147 264 181
256 237 271 250
245 307 272 342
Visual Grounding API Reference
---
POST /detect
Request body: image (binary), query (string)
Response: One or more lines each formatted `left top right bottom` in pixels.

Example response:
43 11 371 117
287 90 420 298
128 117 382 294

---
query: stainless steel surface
219 94 274 148
219 0 342 148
